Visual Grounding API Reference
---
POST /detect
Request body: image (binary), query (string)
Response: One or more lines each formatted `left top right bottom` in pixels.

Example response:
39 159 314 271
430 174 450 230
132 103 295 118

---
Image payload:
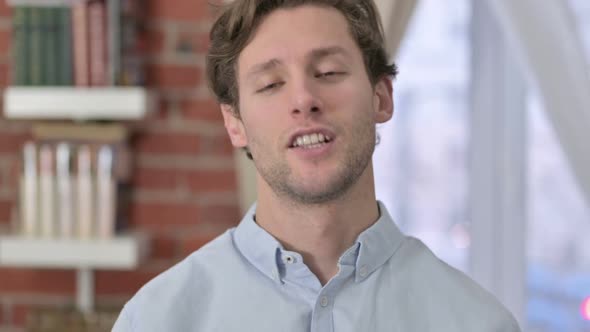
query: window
526 1 590 330
373 0 470 272
374 1 590 330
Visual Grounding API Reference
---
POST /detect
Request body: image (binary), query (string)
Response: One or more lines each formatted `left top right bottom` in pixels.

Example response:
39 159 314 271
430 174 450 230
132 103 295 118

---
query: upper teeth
292 133 331 147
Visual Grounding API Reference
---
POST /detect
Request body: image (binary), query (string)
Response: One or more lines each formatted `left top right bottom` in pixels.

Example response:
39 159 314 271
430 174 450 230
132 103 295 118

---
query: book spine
56 143 74 238
72 1 90 86
39 144 55 238
88 0 108 86
96 145 116 238
57 7 73 85
60 7 74 85
120 0 143 85
44 8 58 85
12 7 30 85
29 8 43 85
21 142 38 236
77 145 93 239
107 0 120 85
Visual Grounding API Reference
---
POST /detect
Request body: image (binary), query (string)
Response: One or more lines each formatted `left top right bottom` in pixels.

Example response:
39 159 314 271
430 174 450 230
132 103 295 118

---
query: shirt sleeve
111 305 132 332
493 314 522 332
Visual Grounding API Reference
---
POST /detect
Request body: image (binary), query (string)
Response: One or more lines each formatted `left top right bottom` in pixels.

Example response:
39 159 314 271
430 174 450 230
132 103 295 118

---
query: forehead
237 5 361 73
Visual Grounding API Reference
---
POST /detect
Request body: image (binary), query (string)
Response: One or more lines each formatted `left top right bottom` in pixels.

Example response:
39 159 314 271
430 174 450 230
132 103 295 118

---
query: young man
113 0 521 331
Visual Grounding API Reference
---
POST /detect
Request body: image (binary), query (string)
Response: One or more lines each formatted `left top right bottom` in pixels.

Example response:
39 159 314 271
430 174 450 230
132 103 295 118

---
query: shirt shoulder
113 228 242 331
389 237 521 331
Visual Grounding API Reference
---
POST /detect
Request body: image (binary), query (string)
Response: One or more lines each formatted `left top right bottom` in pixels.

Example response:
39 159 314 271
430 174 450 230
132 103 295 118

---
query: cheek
241 93 284 119
324 82 373 115
240 101 284 142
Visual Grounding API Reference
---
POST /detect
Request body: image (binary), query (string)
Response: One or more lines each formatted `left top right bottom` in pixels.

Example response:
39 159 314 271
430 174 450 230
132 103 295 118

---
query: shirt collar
233 201 405 284
233 203 283 284
354 201 405 282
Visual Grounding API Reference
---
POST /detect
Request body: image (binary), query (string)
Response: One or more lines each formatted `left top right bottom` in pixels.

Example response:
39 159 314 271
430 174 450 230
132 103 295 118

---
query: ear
221 104 248 148
373 77 394 124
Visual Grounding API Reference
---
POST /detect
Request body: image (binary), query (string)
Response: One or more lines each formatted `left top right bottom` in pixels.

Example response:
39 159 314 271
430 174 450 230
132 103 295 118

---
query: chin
284 177 355 205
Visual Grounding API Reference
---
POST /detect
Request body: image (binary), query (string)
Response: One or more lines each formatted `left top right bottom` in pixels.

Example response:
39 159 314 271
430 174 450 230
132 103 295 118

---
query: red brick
199 204 240 226
7 157 20 191
0 1 11 16
187 169 236 192
12 304 29 327
132 168 236 192
143 95 171 121
0 268 75 295
148 0 210 21
0 199 11 223
131 167 184 190
0 29 10 57
150 232 177 259
133 132 201 155
176 29 210 55
199 134 234 157
130 202 200 230
145 27 166 55
180 98 222 123
0 132 30 154
146 64 201 88
95 269 162 295
0 63 8 86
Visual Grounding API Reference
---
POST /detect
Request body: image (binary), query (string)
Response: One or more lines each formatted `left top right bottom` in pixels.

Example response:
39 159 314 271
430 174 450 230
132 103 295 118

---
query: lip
286 127 336 148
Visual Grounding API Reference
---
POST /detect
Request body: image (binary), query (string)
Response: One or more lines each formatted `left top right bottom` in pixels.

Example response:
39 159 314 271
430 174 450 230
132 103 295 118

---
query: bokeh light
582 297 590 321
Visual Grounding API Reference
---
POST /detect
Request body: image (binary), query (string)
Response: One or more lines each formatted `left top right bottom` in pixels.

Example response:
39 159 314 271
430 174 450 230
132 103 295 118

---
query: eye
315 71 346 79
316 71 337 78
257 81 284 93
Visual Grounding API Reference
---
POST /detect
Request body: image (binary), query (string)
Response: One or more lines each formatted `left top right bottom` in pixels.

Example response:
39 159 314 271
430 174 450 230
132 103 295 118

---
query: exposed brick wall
0 0 239 329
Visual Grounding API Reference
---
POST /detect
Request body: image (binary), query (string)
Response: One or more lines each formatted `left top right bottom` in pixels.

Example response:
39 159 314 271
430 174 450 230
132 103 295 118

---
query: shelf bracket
76 268 94 313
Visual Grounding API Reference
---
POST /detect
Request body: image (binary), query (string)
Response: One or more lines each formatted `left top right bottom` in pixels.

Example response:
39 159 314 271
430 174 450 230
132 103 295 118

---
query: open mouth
289 132 333 149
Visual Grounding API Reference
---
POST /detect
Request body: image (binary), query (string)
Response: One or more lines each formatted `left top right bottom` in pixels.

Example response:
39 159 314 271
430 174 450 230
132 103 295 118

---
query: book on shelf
10 0 142 87
57 7 73 85
107 0 121 85
72 0 90 86
43 7 58 85
12 7 29 85
88 0 107 86
28 7 43 85
12 6 74 86
17 128 129 240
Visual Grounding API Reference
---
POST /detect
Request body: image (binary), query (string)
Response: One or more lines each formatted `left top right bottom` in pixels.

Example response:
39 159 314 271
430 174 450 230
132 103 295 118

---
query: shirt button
359 265 368 278
320 296 329 307
283 255 296 264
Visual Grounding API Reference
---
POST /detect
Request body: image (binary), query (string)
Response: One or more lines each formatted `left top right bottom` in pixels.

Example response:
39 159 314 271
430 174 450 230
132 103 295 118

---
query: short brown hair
206 0 398 115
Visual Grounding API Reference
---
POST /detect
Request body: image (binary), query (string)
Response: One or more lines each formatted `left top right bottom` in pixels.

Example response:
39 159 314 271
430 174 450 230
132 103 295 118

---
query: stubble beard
250 122 376 206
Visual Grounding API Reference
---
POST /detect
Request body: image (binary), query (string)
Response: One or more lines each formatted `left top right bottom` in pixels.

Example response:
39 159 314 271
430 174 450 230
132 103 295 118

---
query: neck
254 166 380 285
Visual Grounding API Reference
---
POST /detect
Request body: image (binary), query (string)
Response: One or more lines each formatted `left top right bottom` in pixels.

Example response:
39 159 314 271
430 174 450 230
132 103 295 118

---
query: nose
290 76 321 117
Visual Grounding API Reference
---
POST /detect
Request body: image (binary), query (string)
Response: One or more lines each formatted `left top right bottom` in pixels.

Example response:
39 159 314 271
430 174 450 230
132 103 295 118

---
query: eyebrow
308 46 351 61
245 46 352 80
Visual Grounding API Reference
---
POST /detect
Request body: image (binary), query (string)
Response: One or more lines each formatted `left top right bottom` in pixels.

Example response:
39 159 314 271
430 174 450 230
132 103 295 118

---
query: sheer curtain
373 0 471 272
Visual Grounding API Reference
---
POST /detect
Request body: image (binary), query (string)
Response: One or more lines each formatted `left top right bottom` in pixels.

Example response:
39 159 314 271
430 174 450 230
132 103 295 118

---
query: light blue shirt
113 202 520 331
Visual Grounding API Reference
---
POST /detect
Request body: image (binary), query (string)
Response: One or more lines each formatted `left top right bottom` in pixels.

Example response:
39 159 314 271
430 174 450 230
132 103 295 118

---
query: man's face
222 5 393 204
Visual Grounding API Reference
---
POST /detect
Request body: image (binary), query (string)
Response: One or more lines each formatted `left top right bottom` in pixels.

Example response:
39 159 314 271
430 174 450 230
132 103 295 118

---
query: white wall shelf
0 233 149 313
3 87 151 121
7 0 85 7
0 233 148 269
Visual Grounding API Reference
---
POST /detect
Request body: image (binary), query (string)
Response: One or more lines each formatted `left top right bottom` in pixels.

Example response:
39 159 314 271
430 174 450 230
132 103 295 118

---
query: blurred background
0 0 586 331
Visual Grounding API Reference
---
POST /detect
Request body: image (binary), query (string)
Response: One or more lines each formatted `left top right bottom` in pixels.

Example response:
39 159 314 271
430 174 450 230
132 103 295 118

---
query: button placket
359 265 368 278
